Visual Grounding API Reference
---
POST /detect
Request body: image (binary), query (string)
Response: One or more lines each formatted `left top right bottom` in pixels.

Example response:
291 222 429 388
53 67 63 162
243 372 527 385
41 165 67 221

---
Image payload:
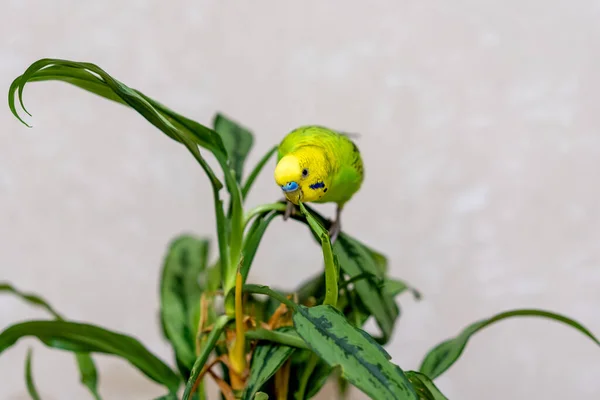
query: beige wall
2 1 600 399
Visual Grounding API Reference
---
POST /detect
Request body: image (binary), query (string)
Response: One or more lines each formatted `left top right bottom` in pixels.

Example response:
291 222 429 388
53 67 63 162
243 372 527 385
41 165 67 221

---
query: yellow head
274 146 331 205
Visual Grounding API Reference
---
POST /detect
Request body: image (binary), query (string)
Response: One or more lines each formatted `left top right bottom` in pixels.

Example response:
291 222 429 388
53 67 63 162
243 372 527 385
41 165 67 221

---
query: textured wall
2 1 600 399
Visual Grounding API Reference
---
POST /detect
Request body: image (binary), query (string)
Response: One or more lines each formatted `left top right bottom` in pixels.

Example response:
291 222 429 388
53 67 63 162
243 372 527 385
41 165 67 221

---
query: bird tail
337 130 361 139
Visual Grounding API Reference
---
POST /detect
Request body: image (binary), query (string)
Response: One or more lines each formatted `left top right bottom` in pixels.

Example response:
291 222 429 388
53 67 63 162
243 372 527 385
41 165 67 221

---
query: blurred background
1 1 599 399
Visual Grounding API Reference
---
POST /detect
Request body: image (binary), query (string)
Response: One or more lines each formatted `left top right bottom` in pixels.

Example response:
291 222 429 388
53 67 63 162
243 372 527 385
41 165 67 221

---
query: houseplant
1 58 599 399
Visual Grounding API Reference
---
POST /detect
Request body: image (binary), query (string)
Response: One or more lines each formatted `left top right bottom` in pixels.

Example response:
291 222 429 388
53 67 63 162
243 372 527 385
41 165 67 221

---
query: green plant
2 58 599 400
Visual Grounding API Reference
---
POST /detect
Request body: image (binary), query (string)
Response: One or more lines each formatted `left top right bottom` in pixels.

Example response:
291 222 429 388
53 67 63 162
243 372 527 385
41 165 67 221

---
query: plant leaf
241 210 279 280
0 320 180 393
213 113 254 183
1 283 101 399
254 393 269 400
25 348 42 400
183 315 232 400
75 353 101 400
242 145 277 199
286 204 400 342
420 308 600 379
299 203 338 307
0 283 62 318
242 337 295 399
334 234 399 343
305 359 333 399
295 273 326 306
245 328 308 350
9 59 235 296
160 235 210 377
405 371 448 400
383 278 422 301
293 304 418 400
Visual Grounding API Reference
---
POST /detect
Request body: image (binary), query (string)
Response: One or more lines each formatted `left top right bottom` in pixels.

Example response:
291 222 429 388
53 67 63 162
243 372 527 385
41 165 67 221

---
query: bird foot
328 219 341 244
283 200 296 221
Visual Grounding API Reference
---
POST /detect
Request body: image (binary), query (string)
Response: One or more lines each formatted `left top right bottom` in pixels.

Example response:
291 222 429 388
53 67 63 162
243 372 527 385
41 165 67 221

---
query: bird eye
302 168 309 177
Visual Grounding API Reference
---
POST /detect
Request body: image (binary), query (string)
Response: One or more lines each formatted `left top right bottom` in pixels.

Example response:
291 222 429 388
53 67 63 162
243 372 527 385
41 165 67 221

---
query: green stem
245 329 309 349
242 145 278 199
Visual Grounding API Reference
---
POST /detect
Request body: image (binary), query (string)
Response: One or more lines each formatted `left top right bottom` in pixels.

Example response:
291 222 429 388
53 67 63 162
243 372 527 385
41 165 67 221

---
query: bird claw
328 219 341 244
328 206 343 244
283 201 296 221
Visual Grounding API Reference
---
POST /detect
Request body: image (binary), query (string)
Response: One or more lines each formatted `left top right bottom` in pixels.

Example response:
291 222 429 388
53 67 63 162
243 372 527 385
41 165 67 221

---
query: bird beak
281 181 299 193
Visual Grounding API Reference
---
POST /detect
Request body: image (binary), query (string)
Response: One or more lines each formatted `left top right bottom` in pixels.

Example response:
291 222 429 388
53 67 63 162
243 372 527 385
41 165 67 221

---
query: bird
273 125 364 243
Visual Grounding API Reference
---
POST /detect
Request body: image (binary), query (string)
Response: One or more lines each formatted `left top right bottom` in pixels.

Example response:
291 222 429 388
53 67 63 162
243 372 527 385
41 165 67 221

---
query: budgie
273 125 364 242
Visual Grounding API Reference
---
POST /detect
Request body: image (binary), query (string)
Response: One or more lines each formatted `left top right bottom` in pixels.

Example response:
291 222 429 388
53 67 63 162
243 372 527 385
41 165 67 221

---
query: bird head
274 147 331 204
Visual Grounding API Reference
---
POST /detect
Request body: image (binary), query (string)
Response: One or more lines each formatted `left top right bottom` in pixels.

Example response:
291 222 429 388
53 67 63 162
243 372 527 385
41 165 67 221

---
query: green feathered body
276 126 364 207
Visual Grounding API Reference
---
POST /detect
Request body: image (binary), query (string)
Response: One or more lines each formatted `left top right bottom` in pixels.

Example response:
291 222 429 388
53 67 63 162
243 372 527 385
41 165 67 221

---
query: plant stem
230 270 246 379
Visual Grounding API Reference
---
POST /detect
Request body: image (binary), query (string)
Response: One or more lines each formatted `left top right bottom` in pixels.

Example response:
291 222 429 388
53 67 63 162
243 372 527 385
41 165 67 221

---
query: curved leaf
299 203 338 307
213 113 254 183
160 235 210 376
383 278 422 301
293 304 418 400
285 203 400 343
420 308 600 379
9 59 237 299
183 315 232 400
245 328 308 350
405 371 448 400
1 283 101 399
242 145 277 199
25 348 42 400
241 210 279 280
242 335 295 400
0 320 180 393
304 359 333 399
334 234 399 343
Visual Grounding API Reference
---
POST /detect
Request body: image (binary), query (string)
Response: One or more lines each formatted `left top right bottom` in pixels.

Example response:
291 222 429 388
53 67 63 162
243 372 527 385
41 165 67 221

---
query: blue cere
282 181 299 192
309 181 325 190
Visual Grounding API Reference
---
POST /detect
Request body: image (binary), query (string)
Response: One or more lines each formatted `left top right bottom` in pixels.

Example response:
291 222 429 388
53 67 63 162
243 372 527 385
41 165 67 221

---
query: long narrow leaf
242 145 277 199
419 308 600 379
213 113 254 184
160 235 210 377
9 59 235 296
299 203 338 307
293 304 418 400
0 320 180 393
245 328 308 350
285 204 400 342
240 210 279 280
304 359 333 399
242 339 295 400
183 315 232 400
405 371 448 400
25 348 42 400
1 283 101 399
